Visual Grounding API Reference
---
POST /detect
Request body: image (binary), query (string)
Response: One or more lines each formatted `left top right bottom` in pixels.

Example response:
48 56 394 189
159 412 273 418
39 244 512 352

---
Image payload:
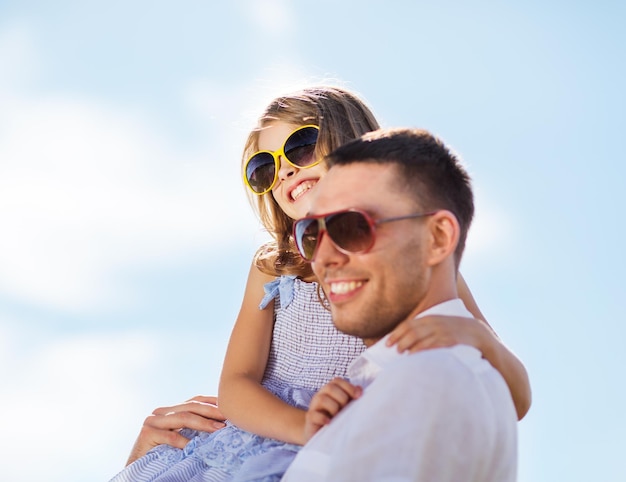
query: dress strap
259 275 297 310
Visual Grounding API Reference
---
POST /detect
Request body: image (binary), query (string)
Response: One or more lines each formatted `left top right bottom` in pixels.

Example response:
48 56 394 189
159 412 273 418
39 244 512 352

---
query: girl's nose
277 157 297 181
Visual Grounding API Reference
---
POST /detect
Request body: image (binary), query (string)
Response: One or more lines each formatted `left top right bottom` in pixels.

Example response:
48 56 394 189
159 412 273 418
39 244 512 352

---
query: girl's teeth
292 181 316 200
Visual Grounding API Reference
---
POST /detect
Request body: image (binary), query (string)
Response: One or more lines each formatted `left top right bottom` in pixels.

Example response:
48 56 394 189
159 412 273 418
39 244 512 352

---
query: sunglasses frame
293 208 437 262
244 124 321 195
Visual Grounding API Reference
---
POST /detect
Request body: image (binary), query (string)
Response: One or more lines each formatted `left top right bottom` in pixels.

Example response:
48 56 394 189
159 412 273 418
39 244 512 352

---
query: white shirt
282 299 518 482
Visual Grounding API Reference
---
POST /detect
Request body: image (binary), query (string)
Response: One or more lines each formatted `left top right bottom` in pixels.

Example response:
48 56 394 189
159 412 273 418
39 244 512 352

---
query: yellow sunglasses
244 125 320 195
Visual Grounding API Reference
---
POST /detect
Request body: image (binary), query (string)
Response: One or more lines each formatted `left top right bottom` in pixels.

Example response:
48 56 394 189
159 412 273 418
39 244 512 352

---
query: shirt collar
347 298 473 387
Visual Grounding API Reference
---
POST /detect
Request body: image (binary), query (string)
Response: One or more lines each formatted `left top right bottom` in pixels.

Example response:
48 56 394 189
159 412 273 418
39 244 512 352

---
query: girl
111 86 530 482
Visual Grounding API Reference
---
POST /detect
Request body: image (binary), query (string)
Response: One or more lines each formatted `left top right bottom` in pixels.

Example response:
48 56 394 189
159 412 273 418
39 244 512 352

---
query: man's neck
362 283 459 348
406 290 458 321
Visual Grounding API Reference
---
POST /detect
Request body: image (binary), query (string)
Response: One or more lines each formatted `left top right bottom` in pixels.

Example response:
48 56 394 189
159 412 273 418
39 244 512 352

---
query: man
283 127 518 481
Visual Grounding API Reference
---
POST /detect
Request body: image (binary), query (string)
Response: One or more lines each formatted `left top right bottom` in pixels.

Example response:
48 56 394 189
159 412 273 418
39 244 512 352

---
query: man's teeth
330 281 363 295
291 181 316 201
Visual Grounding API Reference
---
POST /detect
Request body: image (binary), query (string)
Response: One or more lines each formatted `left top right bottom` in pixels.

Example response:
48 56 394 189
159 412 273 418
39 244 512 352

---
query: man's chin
331 311 367 338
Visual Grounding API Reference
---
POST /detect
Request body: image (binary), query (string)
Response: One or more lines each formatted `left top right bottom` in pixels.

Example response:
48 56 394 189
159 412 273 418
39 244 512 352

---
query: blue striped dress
109 276 365 482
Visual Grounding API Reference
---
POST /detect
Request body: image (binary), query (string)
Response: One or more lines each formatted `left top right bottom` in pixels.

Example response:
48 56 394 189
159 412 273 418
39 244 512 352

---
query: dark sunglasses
244 125 320 195
293 209 436 262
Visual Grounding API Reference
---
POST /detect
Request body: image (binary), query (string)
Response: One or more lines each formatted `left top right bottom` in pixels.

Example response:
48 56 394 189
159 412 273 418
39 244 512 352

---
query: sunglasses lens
327 211 373 253
246 153 276 193
284 127 319 167
294 217 320 261
294 211 374 261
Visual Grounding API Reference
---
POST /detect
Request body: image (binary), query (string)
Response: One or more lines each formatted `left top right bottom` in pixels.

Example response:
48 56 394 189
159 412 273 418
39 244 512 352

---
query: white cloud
241 0 297 36
465 200 513 257
0 90 262 311
0 20 39 91
0 25 271 312
0 318 230 482
0 323 157 480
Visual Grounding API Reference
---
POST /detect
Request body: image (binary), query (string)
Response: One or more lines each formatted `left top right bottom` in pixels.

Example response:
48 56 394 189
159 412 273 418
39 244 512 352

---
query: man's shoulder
351 345 515 435
372 345 506 398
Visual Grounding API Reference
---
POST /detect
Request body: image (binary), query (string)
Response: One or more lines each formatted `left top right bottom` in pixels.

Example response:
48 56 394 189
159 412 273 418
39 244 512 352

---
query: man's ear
425 210 460 267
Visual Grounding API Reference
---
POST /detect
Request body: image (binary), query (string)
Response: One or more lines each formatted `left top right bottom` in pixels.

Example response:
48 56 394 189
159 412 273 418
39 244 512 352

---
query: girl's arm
218 262 308 445
387 272 532 420
457 273 532 419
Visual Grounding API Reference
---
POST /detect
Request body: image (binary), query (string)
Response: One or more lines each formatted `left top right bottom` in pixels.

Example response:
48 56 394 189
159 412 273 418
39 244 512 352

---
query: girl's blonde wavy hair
242 86 380 278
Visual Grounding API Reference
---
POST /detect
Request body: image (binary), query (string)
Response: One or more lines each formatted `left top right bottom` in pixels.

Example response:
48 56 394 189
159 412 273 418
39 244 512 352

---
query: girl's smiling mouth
290 179 318 201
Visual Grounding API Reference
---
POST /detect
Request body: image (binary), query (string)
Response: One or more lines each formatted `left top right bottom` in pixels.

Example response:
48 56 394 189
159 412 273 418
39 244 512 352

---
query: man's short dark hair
325 127 474 265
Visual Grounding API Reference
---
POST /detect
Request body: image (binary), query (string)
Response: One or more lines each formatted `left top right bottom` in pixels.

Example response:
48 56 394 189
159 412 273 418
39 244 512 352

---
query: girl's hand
386 315 491 354
304 378 362 443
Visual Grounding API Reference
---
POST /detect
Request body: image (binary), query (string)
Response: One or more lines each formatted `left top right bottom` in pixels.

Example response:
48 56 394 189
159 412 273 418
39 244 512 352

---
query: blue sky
0 1 624 481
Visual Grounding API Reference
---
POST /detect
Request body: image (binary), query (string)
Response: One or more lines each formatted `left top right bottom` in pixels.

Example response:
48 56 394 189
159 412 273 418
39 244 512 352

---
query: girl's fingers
305 379 363 443
386 322 411 347
313 394 343 418
311 379 362 416
327 378 362 401
388 316 482 354
307 410 331 428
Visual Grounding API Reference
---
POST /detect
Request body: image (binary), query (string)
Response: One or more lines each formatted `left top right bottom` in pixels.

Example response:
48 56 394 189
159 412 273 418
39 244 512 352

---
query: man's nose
312 231 349 271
